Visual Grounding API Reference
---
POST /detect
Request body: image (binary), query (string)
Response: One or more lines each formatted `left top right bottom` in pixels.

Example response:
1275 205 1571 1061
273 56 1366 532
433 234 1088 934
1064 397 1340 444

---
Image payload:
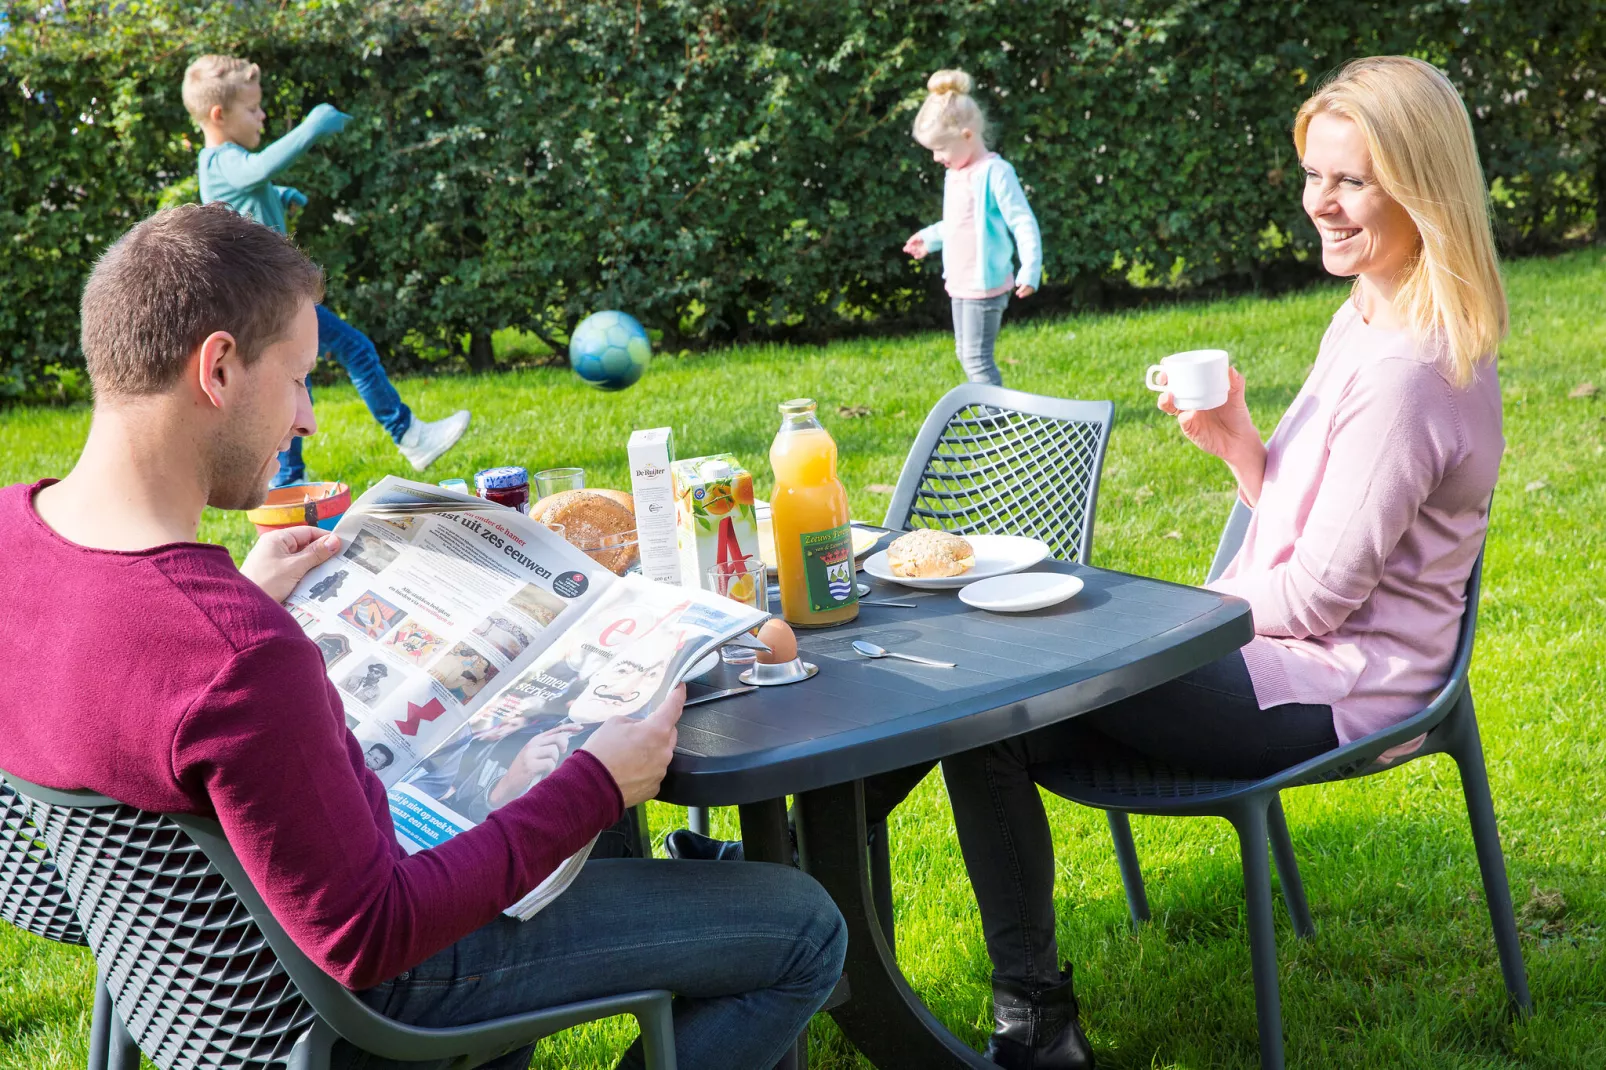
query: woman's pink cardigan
1209 299 1504 747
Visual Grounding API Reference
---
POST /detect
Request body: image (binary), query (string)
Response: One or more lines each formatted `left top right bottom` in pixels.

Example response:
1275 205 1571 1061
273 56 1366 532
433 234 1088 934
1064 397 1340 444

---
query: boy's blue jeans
274 305 412 488
333 858 848 1070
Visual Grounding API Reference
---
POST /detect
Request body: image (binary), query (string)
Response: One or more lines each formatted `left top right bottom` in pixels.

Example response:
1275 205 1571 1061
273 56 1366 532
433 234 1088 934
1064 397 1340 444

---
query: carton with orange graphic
672 454 760 593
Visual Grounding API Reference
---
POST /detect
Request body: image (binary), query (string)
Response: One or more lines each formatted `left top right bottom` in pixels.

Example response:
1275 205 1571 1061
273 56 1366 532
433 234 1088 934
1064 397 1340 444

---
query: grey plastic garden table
656 535 1253 1069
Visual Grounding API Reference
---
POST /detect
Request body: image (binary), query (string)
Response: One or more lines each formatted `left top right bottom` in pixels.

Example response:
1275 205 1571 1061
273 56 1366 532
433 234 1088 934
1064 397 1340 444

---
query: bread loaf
531 490 638 573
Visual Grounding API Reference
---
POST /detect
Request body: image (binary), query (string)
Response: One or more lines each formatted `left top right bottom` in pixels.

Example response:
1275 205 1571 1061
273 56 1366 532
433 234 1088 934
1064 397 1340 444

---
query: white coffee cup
1145 349 1230 411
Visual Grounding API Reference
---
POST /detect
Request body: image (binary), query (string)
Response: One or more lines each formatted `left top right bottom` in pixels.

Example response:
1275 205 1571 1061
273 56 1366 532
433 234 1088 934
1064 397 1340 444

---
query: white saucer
863 534 1051 589
958 572 1084 613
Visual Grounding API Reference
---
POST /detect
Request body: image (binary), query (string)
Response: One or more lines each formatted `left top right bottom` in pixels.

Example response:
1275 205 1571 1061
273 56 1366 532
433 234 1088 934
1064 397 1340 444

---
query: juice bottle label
799 524 857 613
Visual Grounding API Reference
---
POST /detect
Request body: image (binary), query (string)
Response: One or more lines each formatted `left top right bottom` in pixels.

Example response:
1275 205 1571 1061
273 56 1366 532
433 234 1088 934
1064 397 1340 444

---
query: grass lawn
2 249 1604 1069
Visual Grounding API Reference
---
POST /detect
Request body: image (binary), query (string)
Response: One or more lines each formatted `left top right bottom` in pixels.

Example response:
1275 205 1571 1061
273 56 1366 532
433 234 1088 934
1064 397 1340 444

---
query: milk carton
672 454 760 591
628 428 680 584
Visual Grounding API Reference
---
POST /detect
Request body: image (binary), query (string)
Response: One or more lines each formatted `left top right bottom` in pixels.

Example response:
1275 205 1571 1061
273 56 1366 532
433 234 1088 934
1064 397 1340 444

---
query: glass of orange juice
769 398 859 628
708 556 767 664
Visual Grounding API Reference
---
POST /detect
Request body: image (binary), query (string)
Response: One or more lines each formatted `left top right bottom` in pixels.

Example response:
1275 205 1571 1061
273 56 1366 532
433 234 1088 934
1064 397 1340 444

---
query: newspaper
283 476 768 918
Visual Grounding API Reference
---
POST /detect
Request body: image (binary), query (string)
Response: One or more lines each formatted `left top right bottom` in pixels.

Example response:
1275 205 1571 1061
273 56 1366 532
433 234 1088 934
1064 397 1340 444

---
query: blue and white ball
569 311 652 391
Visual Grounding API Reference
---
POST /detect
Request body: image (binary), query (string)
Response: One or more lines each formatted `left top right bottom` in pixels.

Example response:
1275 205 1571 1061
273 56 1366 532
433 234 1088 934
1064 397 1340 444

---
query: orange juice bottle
770 398 859 628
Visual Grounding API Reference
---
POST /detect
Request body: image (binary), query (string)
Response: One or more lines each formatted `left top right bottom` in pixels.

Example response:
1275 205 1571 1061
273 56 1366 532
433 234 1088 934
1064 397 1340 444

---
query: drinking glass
708 556 768 665
571 529 640 576
534 467 586 498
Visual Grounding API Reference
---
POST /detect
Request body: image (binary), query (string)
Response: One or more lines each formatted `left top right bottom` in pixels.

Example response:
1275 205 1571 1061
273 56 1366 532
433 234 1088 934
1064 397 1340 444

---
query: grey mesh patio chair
0 782 140 1070
882 383 1113 564
869 384 1114 947
3 775 676 1070
1043 500 1530 1070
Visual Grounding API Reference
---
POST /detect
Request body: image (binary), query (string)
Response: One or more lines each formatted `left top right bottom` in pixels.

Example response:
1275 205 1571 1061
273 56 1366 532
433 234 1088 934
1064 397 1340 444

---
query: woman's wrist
1222 437 1267 505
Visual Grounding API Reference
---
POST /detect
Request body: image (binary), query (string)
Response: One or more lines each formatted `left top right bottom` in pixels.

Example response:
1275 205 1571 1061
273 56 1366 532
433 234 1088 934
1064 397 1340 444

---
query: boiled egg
755 619 798 665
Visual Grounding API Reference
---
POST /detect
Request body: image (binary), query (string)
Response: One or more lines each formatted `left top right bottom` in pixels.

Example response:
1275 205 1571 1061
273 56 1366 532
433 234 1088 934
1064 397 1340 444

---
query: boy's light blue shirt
197 103 349 235
916 154 1043 294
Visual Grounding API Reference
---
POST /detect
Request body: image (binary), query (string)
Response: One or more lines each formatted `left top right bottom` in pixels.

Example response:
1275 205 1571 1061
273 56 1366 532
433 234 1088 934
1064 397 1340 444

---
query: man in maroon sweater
0 204 845 1069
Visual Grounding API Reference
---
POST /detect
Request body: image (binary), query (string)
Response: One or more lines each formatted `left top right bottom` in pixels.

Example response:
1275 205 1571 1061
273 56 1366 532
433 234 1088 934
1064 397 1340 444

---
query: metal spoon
851 640 955 668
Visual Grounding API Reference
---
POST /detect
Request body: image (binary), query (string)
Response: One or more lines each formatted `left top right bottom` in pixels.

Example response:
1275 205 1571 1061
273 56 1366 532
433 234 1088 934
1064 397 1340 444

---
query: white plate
862 534 1052 589
959 572 1084 613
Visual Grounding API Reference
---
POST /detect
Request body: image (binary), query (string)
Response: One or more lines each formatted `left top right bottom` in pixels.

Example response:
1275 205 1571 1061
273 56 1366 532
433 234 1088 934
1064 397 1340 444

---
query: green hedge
3 1 1603 398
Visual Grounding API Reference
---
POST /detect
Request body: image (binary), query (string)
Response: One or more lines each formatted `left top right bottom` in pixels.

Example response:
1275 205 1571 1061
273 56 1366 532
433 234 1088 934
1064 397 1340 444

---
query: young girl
905 69 1043 386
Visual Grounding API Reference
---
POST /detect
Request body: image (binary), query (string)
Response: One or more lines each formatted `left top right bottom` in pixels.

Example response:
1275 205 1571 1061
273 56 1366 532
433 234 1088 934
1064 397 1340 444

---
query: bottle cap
475 466 529 491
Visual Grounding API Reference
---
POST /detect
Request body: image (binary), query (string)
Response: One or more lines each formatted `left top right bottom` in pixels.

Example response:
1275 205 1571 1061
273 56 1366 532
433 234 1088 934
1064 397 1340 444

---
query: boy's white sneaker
397 410 471 472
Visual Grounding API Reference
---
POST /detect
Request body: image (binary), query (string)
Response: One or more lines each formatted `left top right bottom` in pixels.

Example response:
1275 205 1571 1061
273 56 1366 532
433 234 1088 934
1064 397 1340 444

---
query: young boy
182 54 470 485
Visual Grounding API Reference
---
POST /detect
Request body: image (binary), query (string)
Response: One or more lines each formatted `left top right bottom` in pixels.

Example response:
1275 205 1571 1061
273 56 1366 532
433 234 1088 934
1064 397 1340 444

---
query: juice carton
672 454 760 592
628 427 680 585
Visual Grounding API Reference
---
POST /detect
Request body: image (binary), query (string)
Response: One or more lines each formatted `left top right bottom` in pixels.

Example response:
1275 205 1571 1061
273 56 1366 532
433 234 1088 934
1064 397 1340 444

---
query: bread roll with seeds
887 529 975 578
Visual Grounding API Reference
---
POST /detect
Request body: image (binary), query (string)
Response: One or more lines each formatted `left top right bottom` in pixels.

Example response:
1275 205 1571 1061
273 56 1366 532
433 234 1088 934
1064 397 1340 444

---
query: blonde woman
939 57 1506 1069
904 69 1043 386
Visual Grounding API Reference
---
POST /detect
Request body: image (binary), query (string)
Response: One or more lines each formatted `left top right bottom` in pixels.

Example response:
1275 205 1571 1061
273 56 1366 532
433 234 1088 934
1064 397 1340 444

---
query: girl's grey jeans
951 290 1012 385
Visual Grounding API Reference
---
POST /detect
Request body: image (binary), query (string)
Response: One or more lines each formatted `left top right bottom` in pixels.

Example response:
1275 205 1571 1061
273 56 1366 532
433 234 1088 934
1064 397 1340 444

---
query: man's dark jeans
335 858 847 1070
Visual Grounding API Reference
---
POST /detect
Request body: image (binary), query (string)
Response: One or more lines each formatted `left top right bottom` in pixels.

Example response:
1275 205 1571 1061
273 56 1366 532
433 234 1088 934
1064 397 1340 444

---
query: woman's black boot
983 964 1094 1070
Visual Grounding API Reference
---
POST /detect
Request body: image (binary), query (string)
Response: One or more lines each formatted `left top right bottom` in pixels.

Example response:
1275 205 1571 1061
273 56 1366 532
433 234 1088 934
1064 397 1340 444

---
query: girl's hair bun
927 69 974 96
913 68 988 147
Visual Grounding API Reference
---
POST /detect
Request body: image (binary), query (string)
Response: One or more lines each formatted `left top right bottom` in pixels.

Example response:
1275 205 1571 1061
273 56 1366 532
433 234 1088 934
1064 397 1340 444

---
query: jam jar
473 466 531 513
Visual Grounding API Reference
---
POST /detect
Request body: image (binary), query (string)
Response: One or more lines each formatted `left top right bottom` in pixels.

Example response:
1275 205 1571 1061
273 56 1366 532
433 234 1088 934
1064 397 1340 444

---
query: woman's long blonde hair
1294 56 1506 386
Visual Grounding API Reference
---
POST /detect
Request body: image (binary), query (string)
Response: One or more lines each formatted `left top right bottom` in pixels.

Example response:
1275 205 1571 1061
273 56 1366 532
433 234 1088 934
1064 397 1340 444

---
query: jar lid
475 466 529 490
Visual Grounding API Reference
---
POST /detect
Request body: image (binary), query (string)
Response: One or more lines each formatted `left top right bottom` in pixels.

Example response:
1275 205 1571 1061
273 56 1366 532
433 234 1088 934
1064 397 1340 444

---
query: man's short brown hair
80 204 325 397
181 54 261 123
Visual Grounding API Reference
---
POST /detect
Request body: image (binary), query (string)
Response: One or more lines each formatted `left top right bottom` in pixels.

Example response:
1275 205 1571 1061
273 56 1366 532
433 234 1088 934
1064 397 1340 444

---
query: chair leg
1230 803 1286 1070
688 806 711 837
630 804 654 859
868 820 895 956
1451 714 1533 1013
637 998 679 1070
107 1012 139 1070
87 975 112 1070
286 1020 338 1070
1106 811 1150 926
1268 795 1314 939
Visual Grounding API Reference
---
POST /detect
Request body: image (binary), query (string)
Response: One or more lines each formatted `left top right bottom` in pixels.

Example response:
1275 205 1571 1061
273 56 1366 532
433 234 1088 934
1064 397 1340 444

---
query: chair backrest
3 775 603 1069
882 384 1115 565
0 783 85 946
1203 500 1490 789
5 779 315 1070
1205 499 1254 585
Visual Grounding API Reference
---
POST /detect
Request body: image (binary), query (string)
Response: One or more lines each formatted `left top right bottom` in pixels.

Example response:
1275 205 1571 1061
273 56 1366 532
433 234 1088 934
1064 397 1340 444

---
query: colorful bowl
247 481 352 534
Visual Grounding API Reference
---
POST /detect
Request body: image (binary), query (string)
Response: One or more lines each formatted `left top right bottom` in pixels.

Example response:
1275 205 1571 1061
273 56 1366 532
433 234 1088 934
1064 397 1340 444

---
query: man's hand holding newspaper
582 684 686 808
